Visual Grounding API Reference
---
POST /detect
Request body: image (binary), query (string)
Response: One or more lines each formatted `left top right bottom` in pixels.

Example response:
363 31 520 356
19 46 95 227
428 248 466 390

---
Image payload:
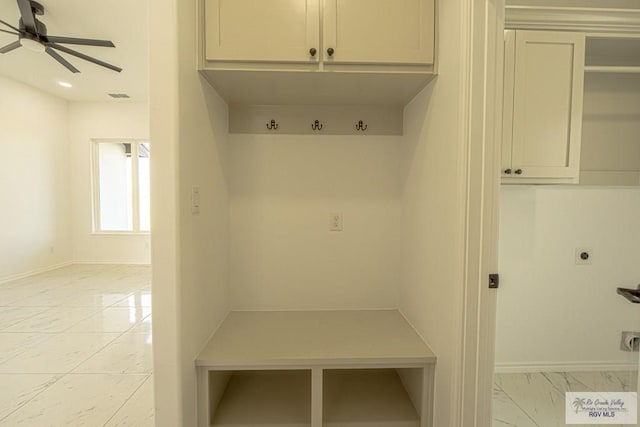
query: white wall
399 0 469 425
68 102 150 264
496 186 640 371
0 76 71 281
150 0 231 425
229 134 402 310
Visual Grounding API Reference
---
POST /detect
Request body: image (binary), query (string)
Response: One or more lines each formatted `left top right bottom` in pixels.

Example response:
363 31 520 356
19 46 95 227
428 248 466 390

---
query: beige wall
399 0 468 425
229 134 402 310
150 0 231 425
0 76 71 281
496 186 640 371
68 102 150 264
580 73 640 185
150 0 488 423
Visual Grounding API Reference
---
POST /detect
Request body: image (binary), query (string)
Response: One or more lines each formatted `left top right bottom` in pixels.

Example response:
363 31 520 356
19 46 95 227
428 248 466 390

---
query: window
92 140 150 233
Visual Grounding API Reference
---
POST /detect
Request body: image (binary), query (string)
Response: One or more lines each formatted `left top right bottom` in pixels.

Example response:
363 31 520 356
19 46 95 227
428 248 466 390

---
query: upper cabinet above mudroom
205 0 434 66
322 0 435 65
204 0 321 63
199 0 437 106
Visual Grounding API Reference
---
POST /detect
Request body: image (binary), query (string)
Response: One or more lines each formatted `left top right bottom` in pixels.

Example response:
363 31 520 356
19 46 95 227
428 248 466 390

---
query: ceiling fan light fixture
20 37 45 53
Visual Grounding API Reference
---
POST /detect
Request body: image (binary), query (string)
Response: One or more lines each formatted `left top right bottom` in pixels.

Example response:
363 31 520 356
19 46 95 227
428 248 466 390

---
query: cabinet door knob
504 169 512 175
309 48 317 57
327 48 335 57
514 169 523 175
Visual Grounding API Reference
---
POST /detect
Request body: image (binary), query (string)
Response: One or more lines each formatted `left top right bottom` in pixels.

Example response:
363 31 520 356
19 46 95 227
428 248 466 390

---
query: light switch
330 212 343 231
191 187 200 215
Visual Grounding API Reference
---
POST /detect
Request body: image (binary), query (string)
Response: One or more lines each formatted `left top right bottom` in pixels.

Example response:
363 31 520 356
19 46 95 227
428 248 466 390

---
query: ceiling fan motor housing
29 0 44 15
19 17 46 36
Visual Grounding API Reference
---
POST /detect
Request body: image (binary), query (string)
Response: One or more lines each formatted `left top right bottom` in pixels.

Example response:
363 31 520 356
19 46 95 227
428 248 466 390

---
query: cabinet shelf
323 369 420 427
210 370 311 427
585 36 640 68
585 65 640 74
197 311 436 427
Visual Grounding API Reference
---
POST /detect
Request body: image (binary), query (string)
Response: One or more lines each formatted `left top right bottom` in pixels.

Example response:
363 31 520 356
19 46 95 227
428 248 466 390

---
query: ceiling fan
0 0 121 73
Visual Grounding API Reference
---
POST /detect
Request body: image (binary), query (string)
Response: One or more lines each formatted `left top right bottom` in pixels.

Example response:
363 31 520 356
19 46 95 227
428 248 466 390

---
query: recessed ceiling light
58 81 72 88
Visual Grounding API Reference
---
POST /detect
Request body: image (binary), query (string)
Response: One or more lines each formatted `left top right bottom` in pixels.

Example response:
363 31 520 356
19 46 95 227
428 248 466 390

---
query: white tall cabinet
502 30 585 184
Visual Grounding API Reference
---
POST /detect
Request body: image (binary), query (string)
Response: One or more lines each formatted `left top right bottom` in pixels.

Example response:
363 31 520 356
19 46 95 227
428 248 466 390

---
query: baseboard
71 261 151 266
495 361 639 374
0 261 74 285
0 261 151 285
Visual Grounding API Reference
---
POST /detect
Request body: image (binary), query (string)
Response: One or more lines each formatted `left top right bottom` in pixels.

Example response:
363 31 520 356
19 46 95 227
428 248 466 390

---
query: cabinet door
508 30 585 180
205 0 320 63
323 0 434 65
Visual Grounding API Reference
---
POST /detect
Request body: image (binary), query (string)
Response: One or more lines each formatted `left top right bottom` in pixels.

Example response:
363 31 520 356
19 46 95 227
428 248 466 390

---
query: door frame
459 0 503 425
465 4 640 426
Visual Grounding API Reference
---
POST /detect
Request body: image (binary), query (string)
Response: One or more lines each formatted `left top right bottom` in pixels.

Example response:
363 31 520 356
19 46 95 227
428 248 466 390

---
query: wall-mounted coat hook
266 119 279 130
355 120 368 131
311 120 323 131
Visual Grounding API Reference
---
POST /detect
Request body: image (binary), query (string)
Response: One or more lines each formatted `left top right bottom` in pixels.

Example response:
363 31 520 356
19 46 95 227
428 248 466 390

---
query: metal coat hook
266 119 279 130
311 120 323 131
355 120 368 131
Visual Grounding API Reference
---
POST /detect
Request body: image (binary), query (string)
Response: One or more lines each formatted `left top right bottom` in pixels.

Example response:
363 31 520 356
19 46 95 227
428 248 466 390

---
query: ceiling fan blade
43 36 115 48
16 0 37 34
45 46 79 73
0 18 21 33
0 40 21 53
0 29 19 36
48 43 122 73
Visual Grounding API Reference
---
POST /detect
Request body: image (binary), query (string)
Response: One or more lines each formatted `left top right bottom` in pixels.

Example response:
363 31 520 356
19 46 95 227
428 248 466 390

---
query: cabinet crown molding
506 6 640 33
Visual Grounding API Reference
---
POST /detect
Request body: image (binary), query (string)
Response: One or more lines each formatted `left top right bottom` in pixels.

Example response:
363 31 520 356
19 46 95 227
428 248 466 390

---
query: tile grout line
101 373 153 426
0 307 54 332
0 374 65 423
494 378 543 427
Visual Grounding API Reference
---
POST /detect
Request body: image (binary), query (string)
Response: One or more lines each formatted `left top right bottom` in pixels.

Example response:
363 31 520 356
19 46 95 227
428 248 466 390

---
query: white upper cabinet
200 0 436 105
322 0 435 65
502 30 585 183
204 0 320 63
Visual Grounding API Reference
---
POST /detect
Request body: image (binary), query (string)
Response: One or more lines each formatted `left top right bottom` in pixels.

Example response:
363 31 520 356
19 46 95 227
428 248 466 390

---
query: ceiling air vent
108 93 130 99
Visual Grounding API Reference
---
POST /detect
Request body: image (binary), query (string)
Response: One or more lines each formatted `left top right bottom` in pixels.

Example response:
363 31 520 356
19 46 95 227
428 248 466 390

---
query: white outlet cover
575 247 593 265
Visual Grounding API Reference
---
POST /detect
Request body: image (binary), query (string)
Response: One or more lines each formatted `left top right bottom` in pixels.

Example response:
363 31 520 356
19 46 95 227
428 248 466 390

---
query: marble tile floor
0 264 154 426
493 371 638 427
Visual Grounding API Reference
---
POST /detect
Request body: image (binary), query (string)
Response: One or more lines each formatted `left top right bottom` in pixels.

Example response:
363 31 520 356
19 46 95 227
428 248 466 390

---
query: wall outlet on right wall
620 331 640 352
575 247 593 265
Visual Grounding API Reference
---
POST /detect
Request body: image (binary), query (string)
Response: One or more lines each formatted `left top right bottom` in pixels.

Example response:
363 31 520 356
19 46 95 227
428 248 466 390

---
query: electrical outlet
329 212 343 231
575 247 592 265
191 187 200 215
620 331 640 352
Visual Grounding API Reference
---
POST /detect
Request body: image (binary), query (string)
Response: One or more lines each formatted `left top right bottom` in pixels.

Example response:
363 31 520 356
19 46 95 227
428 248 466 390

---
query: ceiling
0 0 147 102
